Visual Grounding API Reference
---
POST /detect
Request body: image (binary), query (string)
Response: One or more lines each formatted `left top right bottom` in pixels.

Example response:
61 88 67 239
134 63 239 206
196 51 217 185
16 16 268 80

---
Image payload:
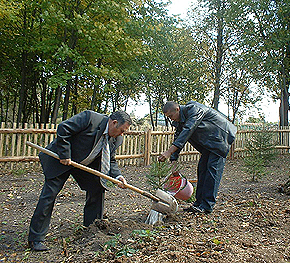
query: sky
126 0 280 123
166 0 194 18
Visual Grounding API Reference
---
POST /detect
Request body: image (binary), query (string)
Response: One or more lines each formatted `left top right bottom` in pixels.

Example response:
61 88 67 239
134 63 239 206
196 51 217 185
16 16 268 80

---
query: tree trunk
91 60 102 111
279 61 289 126
0 90 3 122
32 84 40 124
40 79 47 123
147 92 155 130
46 89 53 123
62 25 77 120
51 86 62 124
71 76 78 116
212 0 223 110
62 79 71 121
154 99 160 127
91 83 98 111
5 95 9 123
279 81 289 127
17 50 28 126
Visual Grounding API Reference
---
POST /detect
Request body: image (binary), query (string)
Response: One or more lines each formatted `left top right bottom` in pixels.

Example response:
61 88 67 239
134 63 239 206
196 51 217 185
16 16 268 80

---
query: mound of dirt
0 155 290 262
278 179 290 195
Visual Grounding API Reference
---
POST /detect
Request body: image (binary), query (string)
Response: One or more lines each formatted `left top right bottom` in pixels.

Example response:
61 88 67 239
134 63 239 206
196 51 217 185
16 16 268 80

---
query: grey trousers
28 166 105 242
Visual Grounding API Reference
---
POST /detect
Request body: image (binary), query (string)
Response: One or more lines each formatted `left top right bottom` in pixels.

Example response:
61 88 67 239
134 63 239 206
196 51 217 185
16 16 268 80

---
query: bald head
163 101 179 113
163 101 180 122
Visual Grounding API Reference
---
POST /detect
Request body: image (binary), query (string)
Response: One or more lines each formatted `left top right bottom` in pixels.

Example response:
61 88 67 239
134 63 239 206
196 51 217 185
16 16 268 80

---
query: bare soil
0 155 290 263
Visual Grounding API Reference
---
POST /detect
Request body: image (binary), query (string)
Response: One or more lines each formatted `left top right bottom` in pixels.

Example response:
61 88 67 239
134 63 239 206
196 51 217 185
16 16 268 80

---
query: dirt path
0 156 289 262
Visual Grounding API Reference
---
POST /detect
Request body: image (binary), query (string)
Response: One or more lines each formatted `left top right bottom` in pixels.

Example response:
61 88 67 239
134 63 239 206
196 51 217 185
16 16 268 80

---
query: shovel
26 141 178 215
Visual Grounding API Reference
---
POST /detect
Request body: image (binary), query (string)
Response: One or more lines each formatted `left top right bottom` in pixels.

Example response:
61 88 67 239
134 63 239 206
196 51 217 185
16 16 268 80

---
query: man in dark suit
158 101 237 214
28 110 132 251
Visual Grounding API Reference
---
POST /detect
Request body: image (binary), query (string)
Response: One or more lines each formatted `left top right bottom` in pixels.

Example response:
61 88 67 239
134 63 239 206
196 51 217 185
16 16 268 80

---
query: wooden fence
0 122 289 167
233 126 290 158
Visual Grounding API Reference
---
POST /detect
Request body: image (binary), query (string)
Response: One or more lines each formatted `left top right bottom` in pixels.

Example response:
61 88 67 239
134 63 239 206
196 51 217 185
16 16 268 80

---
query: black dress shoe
28 241 49 251
183 205 212 214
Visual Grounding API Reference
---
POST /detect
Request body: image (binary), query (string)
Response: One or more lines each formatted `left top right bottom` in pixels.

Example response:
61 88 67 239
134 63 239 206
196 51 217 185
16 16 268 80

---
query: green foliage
243 129 277 181
106 181 115 188
12 168 26 177
101 229 158 258
185 186 196 203
246 117 265 124
104 234 121 250
212 238 222 246
1 0 288 125
103 233 137 258
0 0 147 123
64 237 71 244
131 229 157 242
230 0 290 124
22 249 31 261
115 245 137 258
146 161 179 190
137 2 209 126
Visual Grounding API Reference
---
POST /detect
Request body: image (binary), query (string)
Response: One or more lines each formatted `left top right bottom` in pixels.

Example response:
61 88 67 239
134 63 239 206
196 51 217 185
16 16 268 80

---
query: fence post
228 143 235 160
144 129 152 166
0 122 5 157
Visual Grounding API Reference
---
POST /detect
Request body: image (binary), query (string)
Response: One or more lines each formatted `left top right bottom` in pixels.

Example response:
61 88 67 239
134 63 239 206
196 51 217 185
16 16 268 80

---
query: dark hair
163 101 179 113
110 110 132 126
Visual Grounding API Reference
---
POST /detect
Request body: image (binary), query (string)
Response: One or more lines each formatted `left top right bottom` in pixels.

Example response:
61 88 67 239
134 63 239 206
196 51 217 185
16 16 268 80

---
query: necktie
101 134 110 175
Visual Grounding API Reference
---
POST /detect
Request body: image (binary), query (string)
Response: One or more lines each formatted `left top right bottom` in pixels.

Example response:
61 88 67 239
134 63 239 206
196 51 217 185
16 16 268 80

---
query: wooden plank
11 123 17 158
0 128 57 134
144 129 152 166
234 145 290 152
27 124 33 156
144 130 148 165
120 133 126 166
124 131 146 135
16 128 22 158
0 122 5 157
116 154 144 160
288 126 290 154
22 123 28 157
50 124 56 143
151 131 175 135
133 134 138 165
33 124 38 156
0 124 289 166
160 132 165 157
150 150 199 156
129 135 133 165
156 133 161 157
0 156 39 162
137 134 143 166
44 123 49 147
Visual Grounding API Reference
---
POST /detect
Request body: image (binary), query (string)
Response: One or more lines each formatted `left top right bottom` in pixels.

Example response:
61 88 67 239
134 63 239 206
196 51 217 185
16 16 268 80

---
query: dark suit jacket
170 101 237 160
39 110 123 180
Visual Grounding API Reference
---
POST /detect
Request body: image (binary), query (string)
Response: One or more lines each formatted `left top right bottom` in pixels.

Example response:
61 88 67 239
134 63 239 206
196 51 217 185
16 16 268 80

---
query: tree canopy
0 0 289 126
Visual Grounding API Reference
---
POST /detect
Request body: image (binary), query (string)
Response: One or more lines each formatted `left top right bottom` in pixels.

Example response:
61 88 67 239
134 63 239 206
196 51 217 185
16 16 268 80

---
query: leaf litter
0 156 289 262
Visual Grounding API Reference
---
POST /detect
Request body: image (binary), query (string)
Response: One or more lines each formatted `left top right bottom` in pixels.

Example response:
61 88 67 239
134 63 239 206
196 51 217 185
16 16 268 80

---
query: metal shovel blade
151 189 178 215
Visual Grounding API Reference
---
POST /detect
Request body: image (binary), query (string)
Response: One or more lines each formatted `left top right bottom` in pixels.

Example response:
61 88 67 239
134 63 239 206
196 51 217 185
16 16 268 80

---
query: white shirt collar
104 122 109 135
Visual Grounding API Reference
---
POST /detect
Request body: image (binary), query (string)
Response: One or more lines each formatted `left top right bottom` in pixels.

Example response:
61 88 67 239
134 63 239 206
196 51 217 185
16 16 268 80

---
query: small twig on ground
62 238 69 257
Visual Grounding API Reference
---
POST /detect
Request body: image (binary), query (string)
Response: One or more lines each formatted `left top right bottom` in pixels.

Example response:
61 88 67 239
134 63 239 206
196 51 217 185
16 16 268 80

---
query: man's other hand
116 175 127 189
60 159 71 165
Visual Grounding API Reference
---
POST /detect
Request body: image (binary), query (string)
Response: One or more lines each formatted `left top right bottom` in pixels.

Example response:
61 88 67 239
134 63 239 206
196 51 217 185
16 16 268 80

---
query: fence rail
0 122 289 167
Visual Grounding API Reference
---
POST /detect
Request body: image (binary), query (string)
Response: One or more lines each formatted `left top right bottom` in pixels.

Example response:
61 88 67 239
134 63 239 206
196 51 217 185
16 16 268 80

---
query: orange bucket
163 173 193 201
174 178 194 201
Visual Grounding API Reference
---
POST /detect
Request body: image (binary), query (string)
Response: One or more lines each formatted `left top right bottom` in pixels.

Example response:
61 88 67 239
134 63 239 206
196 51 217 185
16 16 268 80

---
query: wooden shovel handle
26 141 159 202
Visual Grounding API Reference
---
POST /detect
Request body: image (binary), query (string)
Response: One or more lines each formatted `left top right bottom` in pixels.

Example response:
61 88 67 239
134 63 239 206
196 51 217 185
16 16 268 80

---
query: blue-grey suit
170 101 237 212
28 111 123 242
